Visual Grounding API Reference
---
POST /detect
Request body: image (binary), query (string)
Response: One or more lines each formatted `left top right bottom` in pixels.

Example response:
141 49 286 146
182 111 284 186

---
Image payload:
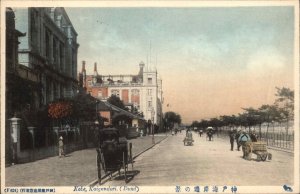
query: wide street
102 131 294 186
5 135 166 186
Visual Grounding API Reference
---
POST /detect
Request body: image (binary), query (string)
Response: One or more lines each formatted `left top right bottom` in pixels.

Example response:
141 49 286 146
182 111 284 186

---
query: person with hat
238 130 251 159
59 136 65 158
249 129 258 142
229 128 236 151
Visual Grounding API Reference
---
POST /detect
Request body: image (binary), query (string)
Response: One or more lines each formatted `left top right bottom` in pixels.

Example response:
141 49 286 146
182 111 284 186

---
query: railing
260 132 294 151
216 128 294 151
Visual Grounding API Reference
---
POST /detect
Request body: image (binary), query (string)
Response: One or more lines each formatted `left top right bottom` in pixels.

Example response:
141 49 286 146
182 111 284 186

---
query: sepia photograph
1 1 299 193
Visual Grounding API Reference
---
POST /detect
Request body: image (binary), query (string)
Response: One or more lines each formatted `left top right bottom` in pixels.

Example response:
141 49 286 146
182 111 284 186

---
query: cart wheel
261 153 268 161
129 143 133 170
268 153 272 160
96 149 101 184
123 152 127 183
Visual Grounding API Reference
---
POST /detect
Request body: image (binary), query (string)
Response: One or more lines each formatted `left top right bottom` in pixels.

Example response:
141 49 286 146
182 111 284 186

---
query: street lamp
9 115 21 165
151 108 155 144
95 99 99 121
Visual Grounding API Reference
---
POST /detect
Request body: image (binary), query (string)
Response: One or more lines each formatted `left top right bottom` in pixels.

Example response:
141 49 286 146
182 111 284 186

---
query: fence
217 127 294 151
260 132 294 151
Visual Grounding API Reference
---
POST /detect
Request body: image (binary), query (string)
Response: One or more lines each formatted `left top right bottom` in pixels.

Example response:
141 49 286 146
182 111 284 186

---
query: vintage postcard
1 0 299 194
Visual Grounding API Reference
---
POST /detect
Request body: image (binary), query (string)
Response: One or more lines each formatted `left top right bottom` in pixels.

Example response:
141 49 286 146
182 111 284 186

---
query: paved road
102 132 294 186
5 135 167 186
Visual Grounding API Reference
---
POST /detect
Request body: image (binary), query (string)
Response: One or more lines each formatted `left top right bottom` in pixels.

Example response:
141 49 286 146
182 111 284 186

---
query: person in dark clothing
235 130 242 151
229 129 235 151
249 129 258 142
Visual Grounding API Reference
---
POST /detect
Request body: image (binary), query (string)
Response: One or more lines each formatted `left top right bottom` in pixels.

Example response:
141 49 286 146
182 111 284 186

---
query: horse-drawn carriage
96 128 133 184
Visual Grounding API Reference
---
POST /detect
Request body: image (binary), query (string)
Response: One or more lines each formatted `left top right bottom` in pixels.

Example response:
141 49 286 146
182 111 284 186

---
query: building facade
14 7 79 106
79 61 163 128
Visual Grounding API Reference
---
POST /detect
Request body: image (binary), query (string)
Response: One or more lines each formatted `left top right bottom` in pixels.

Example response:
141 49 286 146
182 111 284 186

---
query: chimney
82 61 86 73
94 62 98 76
139 61 145 75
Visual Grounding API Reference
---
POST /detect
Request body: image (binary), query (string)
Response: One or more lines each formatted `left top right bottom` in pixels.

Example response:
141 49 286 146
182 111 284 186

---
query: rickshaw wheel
123 152 127 183
96 149 102 184
129 143 133 170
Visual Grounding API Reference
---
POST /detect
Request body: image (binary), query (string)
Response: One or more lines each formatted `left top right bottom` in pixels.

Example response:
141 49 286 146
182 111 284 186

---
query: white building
79 61 163 127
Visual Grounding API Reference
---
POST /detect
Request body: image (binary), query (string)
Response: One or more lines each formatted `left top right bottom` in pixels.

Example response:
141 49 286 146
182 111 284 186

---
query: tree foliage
48 101 73 119
164 111 182 128
189 86 294 131
107 95 127 110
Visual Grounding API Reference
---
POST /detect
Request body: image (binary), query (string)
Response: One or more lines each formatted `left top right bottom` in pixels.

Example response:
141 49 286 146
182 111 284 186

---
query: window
53 38 57 64
59 44 64 71
88 80 92 86
45 31 50 59
147 89 152 96
111 89 120 97
131 89 139 96
148 101 152 108
148 77 152 84
98 91 102 97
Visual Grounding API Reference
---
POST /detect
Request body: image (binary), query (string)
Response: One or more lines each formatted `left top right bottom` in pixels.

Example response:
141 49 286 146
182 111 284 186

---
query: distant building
14 7 79 106
79 61 163 128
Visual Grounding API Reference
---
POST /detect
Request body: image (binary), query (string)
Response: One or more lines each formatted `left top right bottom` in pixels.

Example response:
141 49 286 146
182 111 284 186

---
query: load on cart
238 130 272 161
183 129 194 146
96 128 133 184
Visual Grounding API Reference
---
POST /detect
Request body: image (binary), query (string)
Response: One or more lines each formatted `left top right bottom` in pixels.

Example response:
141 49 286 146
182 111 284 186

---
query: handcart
96 128 133 184
244 141 272 161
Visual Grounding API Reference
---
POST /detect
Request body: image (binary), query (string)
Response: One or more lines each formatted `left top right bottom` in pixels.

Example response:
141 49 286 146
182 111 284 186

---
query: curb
267 146 294 154
87 135 168 186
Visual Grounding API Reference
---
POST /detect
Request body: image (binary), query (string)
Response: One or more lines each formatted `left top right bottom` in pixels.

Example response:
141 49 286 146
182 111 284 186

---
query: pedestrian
249 129 258 142
59 136 65 158
238 130 251 159
235 130 242 151
229 129 235 151
199 129 203 137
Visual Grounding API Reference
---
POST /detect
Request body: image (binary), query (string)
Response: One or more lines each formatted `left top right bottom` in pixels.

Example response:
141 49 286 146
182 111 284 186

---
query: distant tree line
190 87 294 135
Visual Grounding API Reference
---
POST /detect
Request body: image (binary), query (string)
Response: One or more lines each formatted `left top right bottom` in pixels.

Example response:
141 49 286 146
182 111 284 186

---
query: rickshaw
183 130 194 146
96 128 133 184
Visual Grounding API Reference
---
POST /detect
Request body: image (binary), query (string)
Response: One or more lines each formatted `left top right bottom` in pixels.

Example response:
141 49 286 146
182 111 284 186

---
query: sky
65 6 295 124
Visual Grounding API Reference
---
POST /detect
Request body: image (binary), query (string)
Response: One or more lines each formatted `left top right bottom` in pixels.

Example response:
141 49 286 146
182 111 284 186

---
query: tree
164 111 182 129
258 104 281 141
275 87 294 134
107 95 127 110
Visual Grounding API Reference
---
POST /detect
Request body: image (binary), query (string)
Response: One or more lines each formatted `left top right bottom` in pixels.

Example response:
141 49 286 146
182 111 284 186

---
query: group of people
229 128 258 158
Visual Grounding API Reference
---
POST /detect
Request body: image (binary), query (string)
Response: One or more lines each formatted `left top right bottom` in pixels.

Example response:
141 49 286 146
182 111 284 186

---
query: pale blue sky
65 7 295 123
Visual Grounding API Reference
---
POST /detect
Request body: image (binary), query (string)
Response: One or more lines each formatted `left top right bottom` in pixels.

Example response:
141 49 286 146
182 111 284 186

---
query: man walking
59 136 65 158
235 130 242 151
229 129 235 151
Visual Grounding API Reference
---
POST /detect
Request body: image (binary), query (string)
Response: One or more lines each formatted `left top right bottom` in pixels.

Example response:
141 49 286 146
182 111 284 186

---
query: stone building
14 7 79 106
79 61 163 129
5 7 79 164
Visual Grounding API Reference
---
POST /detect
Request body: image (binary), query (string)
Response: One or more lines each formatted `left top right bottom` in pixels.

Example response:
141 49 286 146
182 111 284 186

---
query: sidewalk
5 134 167 186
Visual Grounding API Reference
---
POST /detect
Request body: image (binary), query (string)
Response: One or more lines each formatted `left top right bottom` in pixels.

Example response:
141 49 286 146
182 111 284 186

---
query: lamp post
151 108 155 144
9 115 21 165
28 127 35 161
95 99 99 121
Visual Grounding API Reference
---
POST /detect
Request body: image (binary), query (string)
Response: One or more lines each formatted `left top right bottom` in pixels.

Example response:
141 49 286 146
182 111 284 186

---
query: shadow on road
114 170 140 183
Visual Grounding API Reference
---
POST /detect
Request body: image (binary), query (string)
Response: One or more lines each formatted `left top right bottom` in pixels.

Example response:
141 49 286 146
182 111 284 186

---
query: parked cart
96 128 133 184
244 141 272 161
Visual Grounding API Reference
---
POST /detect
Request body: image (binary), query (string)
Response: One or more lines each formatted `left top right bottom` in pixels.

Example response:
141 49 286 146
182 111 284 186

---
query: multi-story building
79 61 163 128
14 7 79 106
